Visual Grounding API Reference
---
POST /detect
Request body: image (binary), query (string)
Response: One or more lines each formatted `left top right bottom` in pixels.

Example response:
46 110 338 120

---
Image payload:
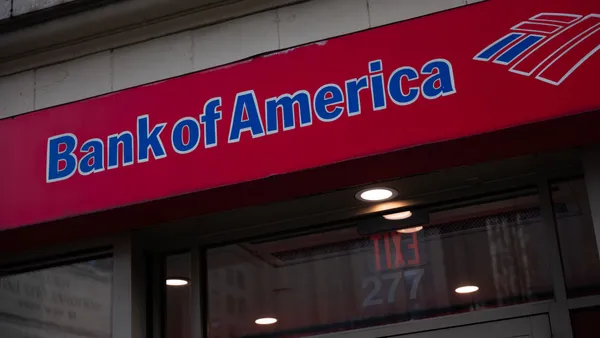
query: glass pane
207 191 552 338
165 253 192 338
553 179 600 297
0 257 113 338
571 306 600 338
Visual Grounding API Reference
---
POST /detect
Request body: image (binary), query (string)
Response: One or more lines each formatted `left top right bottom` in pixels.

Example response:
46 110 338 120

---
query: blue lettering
314 84 345 122
200 97 222 148
78 138 105 175
137 115 167 162
228 90 265 143
265 91 312 134
369 60 382 72
107 132 134 169
46 133 78 183
388 67 419 106
421 59 456 99
345 76 369 116
172 117 201 154
369 60 387 110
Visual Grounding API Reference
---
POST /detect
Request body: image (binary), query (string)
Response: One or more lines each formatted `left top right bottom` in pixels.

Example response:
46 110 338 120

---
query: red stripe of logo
536 26 600 85
530 13 582 23
510 15 600 76
512 22 562 34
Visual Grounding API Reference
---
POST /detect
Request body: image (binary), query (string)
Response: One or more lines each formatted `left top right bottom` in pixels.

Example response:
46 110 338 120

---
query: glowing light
166 278 189 286
397 226 424 234
384 211 413 220
357 188 397 202
255 318 278 325
455 285 479 294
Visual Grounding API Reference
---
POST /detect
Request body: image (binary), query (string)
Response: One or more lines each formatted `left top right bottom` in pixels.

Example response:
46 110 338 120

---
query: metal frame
147 251 165 338
539 179 574 338
191 247 207 338
309 301 553 338
0 232 115 269
568 295 600 310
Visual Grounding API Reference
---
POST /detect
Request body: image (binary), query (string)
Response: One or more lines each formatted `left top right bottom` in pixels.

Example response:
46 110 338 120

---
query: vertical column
191 247 207 338
113 234 147 338
582 145 600 257
538 181 572 338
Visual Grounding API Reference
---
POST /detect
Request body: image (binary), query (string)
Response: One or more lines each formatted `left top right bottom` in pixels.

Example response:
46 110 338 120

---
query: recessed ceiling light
356 188 397 202
255 317 278 325
384 211 412 220
396 226 423 234
455 285 479 294
166 278 189 286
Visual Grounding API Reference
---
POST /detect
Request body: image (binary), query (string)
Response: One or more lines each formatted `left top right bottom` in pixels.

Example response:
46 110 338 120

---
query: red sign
1 0 599 229
371 232 421 272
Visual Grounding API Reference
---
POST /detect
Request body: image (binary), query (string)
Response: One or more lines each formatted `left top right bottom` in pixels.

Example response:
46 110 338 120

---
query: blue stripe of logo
475 33 524 61
495 35 543 64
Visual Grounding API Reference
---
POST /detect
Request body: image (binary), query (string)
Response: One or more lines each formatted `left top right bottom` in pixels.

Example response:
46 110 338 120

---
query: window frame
136 150 600 338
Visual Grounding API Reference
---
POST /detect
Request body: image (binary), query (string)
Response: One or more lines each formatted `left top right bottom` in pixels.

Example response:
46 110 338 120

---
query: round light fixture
455 285 479 294
166 278 189 286
255 317 278 325
356 188 397 202
384 211 413 220
397 226 424 234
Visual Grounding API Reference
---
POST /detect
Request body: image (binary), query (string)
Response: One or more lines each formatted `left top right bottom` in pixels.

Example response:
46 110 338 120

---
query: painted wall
0 0 482 119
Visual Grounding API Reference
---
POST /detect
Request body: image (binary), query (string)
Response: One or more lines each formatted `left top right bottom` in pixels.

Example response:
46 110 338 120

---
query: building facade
1 0 600 338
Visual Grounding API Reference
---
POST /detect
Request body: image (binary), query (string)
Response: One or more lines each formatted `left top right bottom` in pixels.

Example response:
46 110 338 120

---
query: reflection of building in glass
0 258 113 338
209 263 258 338
205 192 557 338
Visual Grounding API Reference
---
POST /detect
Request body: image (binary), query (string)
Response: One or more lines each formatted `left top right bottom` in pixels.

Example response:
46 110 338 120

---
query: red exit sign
371 232 421 272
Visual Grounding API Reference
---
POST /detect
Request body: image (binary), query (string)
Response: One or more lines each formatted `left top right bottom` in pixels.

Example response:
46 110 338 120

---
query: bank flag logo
474 13 600 85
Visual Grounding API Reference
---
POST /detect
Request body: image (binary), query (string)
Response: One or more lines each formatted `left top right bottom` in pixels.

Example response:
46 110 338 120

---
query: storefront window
165 252 192 338
0 257 113 338
207 190 553 338
552 179 600 297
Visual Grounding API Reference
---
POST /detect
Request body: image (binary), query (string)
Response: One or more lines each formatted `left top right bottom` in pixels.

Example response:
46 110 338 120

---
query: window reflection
0 258 113 338
553 179 600 297
165 253 192 338
207 191 552 338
